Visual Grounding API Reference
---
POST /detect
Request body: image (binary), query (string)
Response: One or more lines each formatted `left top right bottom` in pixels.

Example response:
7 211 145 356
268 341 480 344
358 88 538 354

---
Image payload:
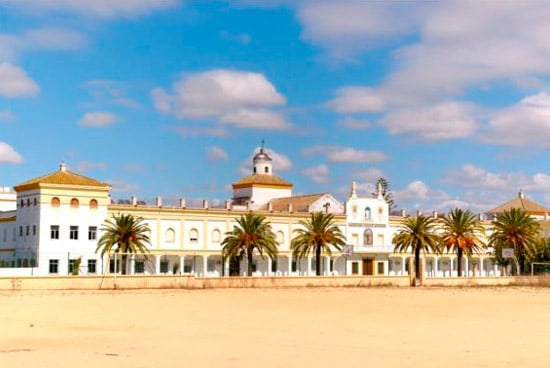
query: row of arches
50 197 98 209
163 228 286 245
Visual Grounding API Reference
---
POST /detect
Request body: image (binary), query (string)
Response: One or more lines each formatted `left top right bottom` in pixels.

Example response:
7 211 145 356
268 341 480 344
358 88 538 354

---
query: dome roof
253 147 272 162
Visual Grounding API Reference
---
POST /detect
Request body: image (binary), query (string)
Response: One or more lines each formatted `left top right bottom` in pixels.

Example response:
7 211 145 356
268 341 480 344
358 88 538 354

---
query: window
166 228 175 243
365 207 372 221
25 225 29 236
33 198 37 206
50 225 59 239
264 166 269 173
20 199 24 207
26 199 30 206
70 198 79 208
89 199 98 209
51 197 60 207
364 229 373 246
212 229 221 243
135 261 145 274
88 259 97 274
271 259 278 273
19 226 23 236
32 225 36 236
88 226 97 240
189 228 198 243
70 226 79 240
109 259 121 273
377 262 384 275
49 259 59 274
351 262 359 275
276 231 284 245
160 260 169 273
291 259 297 272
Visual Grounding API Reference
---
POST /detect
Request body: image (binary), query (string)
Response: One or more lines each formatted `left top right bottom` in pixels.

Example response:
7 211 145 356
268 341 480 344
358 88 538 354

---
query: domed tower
232 144 292 209
253 146 273 175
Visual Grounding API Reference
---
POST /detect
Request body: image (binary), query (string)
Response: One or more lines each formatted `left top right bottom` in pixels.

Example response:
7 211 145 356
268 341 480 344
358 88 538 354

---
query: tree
221 213 278 277
440 208 486 277
529 237 550 263
96 213 151 275
393 215 440 284
373 177 395 212
489 208 540 275
290 212 346 276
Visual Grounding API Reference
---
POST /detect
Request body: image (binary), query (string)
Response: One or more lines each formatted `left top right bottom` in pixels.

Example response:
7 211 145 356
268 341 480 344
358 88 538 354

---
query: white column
465 258 469 277
325 257 331 276
434 257 439 277
307 255 312 276
450 258 454 277
179 256 184 275
267 257 272 276
203 255 208 276
155 255 161 275
401 257 406 275
479 257 484 277
288 256 292 276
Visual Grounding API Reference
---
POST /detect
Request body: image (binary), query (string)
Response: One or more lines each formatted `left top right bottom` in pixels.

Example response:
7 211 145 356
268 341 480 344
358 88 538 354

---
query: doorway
362 258 374 276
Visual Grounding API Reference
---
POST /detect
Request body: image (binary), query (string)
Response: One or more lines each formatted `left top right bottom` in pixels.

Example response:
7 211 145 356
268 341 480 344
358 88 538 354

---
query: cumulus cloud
0 63 39 98
302 145 387 163
442 164 550 193
83 79 140 108
6 0 179 19
78 111 118 127
355 168 385 183
0 110 15 121
336 117 372 130
206 146 229 164
328 87 385 113
76 161 106 172
482 92 550 148
379 101 478 141
302 164 330 183
152 69 291 132
0 142 23 163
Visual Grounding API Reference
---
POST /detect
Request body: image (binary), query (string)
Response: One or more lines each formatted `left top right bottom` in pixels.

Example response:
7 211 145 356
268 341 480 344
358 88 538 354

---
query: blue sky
1 0 550 212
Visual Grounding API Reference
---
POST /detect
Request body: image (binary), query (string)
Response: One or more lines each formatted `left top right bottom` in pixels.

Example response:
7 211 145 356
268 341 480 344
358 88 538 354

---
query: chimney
288 203 293 213
131 196 137 206
432 210 438 219
225 200 232 210
155 196 162 207
203 200 209 209
268 202 273 212
179 198 186 208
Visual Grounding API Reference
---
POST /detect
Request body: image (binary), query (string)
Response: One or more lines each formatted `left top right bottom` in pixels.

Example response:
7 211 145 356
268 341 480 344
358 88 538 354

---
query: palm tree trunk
415 248 421 282
457 247 463 277
247 251 253 277
315 245 321 276
121 254 128 275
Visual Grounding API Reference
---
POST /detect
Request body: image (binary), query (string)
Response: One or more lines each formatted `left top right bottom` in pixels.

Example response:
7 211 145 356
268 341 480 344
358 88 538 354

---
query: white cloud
78 111 118 127
76 161 106 172
355 168 385 183
0 142 23 163
302 163 330 183
379 101 478 141
7 0 179 19
394 180 450 211
482 92 550 148
302 145 387 163
0 27 87 61
328 87 385 113
336 117 372 130
170 126 229 137
0 63 39 98
0 110 15 121
206 146 229 164
297 1 421 60
442 164 550 193
153 69 290 131
106 179 139 194
83 79 140 108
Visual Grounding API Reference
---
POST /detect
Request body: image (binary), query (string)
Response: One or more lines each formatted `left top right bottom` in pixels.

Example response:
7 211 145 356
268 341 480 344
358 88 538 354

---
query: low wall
1 275 547 291
0 275 409 291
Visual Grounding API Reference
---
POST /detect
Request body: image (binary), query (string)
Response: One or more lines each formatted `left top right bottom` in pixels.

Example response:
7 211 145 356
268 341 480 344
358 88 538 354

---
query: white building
0 146 548 278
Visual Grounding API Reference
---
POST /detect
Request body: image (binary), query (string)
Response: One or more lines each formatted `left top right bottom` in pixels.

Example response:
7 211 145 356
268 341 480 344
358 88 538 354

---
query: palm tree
222 213 278 276
393 215 440 284
96 213 151 275
290 212 346 276
489 208 540 275
440 208 486 277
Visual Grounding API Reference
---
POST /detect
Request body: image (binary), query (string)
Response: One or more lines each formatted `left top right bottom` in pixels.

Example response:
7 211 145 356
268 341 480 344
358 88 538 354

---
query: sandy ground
2 287 550 368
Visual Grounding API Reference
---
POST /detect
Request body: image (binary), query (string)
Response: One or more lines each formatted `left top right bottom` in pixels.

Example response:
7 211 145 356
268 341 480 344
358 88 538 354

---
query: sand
2 287 550 368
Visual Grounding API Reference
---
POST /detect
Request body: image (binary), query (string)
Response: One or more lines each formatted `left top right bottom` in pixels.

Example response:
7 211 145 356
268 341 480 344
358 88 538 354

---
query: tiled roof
232 174 292 187
14 167 110 191
489 194 549 215
264 193 328 212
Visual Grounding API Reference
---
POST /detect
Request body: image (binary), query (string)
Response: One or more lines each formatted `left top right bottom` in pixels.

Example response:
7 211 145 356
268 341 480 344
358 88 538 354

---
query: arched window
70 198 79 208
189 228 199 243
212 229 221 243
20 199 24 207
365 207 371 221
89 199 98 209
276 231 284 245
33 198 37 206
51 197 60 207
264 166 269 173
166 228 175 243
26 199 30 206
363 229 373 246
